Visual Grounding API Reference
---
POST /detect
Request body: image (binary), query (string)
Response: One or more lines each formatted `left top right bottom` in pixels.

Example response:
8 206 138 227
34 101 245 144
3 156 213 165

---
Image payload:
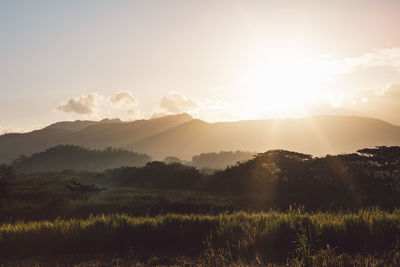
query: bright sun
243 53 335 118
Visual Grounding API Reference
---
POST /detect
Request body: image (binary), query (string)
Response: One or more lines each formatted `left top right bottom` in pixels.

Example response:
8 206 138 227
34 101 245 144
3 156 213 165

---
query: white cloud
111 91 137 105
319 47 400 101
155 91 234 122
54 85 400 126
57 94 96 114
0 126 18 135
57 91 141 120
310 83 400 125
160 91 200 113
352 48 400 71
331 47 400 75
347 84 400 125
57 91 233 123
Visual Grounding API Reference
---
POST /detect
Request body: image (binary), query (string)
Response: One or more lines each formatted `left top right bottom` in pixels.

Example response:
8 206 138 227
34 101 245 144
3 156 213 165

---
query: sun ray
241 51 335 119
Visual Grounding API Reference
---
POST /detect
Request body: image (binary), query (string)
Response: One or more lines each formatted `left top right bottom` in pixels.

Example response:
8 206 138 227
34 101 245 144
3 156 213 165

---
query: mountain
1 114 400 164
44 118 124 132
0 113 192 164
128 116 400 159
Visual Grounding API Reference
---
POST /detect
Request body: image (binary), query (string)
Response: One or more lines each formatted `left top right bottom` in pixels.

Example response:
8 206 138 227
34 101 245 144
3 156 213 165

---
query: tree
66 180 107 201
357 146 400 191
0 165 15 194
0 164 16 180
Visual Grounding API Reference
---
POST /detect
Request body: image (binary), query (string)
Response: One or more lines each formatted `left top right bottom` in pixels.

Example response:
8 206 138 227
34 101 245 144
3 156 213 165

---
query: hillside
1 114 400 163
0 113 192 163
129 115 400 159
12 145 151 173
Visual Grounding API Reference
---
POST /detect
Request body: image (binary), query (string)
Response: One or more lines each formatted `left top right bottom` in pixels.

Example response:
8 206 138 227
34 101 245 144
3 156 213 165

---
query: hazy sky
2 0 400 133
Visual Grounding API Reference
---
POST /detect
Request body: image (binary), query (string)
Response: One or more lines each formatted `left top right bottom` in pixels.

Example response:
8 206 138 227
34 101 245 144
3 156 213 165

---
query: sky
2 0 400 133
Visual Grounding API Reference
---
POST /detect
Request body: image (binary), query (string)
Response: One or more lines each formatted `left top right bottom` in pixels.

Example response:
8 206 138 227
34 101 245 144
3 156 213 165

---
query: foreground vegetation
1 146 400 265
2 209 400 265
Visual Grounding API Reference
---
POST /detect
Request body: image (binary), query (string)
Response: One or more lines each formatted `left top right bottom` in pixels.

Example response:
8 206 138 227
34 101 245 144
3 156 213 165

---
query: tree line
2 146 400 210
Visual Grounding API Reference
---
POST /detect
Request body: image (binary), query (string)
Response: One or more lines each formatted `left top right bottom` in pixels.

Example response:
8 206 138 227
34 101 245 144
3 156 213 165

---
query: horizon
2 0 400 134
2 113 400 136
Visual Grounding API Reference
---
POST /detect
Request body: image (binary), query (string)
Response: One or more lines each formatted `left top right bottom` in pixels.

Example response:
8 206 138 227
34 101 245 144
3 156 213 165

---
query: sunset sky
2 0 400 133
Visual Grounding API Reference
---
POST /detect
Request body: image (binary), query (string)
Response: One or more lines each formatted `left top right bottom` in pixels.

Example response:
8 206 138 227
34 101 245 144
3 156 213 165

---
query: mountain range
1 113 400 164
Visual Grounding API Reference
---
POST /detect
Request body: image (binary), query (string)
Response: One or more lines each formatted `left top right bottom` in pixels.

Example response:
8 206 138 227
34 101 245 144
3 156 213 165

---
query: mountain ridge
1 114 399 163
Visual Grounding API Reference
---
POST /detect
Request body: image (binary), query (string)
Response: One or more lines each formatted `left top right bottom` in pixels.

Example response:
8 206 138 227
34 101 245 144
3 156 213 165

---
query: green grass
2 209 400 264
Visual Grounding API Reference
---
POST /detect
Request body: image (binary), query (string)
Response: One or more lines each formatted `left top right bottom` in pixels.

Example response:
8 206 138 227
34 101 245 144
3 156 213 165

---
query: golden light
242 52 335 118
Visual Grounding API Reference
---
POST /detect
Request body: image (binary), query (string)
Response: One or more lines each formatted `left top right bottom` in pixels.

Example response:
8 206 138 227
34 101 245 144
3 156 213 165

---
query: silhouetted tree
66 180 107 201
109 161 202 189
207 147 400 209
0 165 15 195
357 146 400 190
0 164 16 181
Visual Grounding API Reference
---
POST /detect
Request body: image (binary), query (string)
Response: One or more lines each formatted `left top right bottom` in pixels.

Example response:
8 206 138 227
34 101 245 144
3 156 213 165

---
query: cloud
323 47 400 99
53 84 400 126
155 91 234 122
350 84 400 125
351 48 400 71
57 91 141 120
160 91 200 113
383 84 400 98
318 84 400 125
111 91 137 105
58 91 222 122
332 47 400 75
0 126 17 135
57 94 96 114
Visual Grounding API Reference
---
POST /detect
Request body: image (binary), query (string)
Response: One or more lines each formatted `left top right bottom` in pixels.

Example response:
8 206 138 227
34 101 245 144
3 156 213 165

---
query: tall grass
1 209 400 263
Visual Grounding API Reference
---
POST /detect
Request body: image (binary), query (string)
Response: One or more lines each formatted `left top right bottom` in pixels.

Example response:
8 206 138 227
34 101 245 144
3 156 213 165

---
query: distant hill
190 151 255 170
0 113 192 164
1 114 400 164
12 145 151 173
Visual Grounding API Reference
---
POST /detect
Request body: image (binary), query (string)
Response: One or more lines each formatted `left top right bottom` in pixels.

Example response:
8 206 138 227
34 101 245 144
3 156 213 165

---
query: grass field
3 148 400 265
2 209 400 265
0 186 240 222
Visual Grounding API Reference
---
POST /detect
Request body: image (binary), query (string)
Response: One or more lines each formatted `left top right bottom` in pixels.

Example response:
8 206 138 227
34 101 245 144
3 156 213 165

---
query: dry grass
1 208 400 265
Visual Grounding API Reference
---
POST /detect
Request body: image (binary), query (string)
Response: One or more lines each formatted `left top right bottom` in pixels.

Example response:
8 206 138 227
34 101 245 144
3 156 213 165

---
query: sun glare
243 53 334 118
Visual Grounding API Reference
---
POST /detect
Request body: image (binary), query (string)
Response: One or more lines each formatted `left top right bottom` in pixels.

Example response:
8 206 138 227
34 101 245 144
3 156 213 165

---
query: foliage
357 146 400 191
207 147 400 209
2 209 400 264
0 164 15 194
2 146 400 264
66 180 107 201
0 164 16 180
3 146 400 222
107 161 203 189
